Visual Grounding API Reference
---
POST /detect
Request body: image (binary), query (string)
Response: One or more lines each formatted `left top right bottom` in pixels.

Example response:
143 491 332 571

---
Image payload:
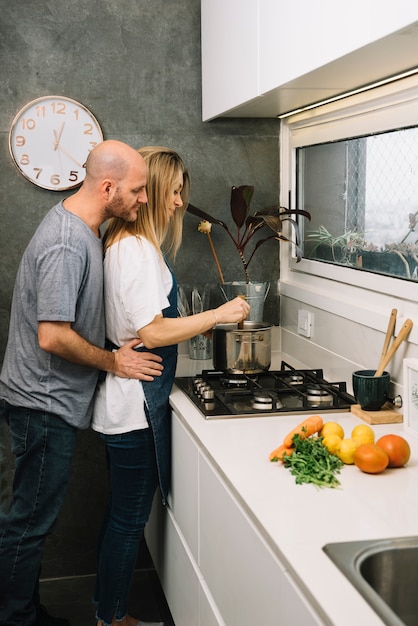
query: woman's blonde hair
103 146 190 258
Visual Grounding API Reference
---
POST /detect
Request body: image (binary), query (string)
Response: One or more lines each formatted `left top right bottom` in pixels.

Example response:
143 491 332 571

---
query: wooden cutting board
350 403 403 424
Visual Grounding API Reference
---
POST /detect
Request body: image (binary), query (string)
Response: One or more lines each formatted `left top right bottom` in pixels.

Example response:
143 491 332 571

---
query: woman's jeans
0 402 77 626
95 427 159 625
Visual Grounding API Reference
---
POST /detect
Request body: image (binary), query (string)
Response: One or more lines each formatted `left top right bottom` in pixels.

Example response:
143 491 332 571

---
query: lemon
351 424 375 445
337 438 360 464
319 421 345 439
322 433 342 455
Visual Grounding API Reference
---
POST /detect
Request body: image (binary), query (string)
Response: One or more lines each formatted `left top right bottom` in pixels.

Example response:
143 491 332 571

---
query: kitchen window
280 73 418 336
298 126 418 281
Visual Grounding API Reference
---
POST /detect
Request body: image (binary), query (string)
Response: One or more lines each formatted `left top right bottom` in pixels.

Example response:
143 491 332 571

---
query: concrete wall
0 0 279 577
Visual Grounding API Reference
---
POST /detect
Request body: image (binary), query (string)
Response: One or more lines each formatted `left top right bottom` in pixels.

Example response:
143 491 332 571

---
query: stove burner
284 374 305 385
306 385 333 407
220 374 255 388
251 390 283 411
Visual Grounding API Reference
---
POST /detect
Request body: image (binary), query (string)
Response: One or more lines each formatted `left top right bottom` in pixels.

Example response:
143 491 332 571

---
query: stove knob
197 383 211 396
194 380 206 394
201 387 215 401
275 398 284 410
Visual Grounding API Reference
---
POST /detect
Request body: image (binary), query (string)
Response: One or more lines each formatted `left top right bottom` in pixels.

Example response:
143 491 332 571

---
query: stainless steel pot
212 321 272 374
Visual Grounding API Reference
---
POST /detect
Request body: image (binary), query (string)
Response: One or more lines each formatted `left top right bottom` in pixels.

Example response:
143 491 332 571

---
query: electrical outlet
297 309 313 338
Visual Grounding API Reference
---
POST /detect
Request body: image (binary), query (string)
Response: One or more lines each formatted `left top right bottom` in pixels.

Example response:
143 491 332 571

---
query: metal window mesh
346 128 418 246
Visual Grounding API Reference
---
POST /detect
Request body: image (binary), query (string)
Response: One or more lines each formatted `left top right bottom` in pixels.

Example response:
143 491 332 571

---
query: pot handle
235 332 265 342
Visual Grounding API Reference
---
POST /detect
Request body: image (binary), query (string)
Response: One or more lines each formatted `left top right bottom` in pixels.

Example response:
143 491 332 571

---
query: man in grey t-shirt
0 141 164 626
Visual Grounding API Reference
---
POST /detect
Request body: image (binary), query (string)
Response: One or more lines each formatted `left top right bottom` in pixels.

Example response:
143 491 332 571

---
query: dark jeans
0 402 77 626
94 427 159 625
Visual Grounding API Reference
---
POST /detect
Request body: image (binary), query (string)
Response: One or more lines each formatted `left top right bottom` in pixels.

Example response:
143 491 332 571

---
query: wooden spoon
376 308 397 373
234 295 249 370
237 294 246 330
374 318 413 377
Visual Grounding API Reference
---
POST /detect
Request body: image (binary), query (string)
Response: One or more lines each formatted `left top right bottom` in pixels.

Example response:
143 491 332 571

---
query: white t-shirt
92 235 172 434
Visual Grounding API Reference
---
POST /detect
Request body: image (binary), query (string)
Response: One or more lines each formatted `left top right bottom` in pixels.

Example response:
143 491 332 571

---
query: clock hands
57 145 83 168
53 124 82 167
50 139 83 168
53 123 65 151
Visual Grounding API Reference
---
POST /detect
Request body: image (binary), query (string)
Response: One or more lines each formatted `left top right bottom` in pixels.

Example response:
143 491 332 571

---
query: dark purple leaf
230 185 254 229
187 203 230 232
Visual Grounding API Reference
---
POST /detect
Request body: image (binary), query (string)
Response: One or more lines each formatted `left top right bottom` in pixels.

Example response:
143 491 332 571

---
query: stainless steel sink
323 536 418 626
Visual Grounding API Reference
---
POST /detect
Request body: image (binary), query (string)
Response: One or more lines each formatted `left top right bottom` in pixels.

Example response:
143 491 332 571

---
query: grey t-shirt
0 202 104 429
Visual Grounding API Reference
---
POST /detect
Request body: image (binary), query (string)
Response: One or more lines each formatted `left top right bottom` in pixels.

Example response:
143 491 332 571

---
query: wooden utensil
237 294 246 330
235 295 248 369
376 308 397 373
374 318 413 377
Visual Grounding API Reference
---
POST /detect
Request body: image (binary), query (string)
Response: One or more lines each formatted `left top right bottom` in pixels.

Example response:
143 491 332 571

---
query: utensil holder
352 370 390 411
189 334 212 360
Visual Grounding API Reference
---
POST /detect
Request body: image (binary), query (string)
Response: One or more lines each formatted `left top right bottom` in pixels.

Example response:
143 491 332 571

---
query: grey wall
0 0 279 577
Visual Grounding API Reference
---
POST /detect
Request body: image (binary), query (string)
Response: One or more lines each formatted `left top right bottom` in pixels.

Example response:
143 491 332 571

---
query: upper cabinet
201 0 259 120
201 0 418 120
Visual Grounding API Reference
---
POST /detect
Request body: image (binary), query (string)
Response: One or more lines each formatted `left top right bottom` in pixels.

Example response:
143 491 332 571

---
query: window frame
280 74 418 341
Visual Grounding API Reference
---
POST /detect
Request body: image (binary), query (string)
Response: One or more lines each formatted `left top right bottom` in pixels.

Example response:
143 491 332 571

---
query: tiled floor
40 568 175 626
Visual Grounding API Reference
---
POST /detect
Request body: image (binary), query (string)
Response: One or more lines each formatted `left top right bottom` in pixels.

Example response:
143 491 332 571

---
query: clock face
9 95 103 191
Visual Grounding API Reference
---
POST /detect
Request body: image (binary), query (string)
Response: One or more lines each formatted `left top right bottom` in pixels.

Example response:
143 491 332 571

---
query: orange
376 434 411 467
354 443 389 474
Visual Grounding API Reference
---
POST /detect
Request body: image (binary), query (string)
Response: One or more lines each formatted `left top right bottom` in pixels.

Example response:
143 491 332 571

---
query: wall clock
9 95 103 191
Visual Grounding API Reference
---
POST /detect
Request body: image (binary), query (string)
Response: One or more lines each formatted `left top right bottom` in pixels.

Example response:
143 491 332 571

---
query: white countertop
171 352 418 626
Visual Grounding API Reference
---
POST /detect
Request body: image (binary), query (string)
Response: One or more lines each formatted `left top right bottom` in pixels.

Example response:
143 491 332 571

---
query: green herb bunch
283 434 343 489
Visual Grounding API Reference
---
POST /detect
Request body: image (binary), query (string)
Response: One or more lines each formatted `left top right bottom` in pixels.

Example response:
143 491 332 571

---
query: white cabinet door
146 411 201 625
169 412 199 561
201 0 259 120
198 453 321 626
151 504 202 626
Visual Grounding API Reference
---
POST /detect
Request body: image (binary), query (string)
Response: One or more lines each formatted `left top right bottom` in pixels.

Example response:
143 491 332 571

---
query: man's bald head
63 139 147 232
84 140 146 185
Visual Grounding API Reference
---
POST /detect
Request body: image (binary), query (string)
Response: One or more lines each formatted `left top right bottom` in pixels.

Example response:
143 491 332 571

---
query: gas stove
174 361 356 419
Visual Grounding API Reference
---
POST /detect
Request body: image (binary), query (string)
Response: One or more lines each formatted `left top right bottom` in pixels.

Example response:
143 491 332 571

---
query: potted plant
187 185 311 284
306 219 418 281
305 225 366 266
186 185 310 321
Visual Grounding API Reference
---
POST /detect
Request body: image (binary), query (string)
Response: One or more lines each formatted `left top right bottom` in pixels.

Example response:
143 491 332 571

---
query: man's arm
38 321 163 381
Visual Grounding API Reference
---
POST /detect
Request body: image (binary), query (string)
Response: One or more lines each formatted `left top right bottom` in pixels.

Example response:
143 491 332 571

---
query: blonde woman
92 147 249 626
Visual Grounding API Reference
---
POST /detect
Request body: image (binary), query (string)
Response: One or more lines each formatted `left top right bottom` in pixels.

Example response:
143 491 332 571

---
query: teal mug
352 370 390 411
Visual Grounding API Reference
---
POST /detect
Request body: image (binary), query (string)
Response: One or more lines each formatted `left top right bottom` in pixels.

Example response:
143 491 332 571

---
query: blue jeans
94 427 159 625
0 402 77 626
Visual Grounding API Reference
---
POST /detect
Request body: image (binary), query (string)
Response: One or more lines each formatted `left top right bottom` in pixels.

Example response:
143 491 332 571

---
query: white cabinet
199 454 321 626
201 0 258 121
201 0 418 120
146 409 322 625
146 411 221 625
149 504 201 625
168 413 199 560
